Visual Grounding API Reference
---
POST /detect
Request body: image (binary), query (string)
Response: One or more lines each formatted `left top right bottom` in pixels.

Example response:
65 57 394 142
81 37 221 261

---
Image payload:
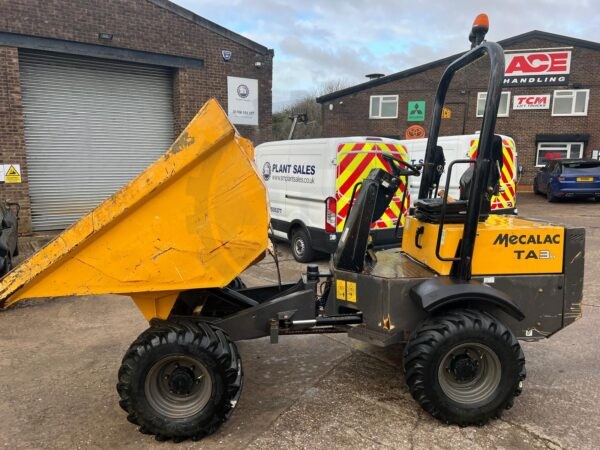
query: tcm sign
504 50 571 86
513 94 551 110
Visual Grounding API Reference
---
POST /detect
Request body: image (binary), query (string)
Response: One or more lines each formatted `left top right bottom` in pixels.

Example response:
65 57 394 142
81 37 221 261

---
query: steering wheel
381 153 422 177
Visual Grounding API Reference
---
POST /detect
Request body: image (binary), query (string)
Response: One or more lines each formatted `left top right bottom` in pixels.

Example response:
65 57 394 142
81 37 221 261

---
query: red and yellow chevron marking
336 142 410 232
469 138 517 211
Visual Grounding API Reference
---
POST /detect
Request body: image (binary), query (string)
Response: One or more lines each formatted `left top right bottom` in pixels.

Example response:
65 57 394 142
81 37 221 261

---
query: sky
173 0 599 111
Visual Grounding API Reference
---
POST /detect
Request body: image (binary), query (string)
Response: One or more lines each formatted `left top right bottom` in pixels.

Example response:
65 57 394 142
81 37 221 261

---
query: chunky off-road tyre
117 319 243 442
291 227 315 263
403 309 525 426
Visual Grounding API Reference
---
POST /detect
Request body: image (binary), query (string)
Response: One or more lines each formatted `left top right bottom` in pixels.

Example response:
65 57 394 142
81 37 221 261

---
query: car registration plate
576 177 593 182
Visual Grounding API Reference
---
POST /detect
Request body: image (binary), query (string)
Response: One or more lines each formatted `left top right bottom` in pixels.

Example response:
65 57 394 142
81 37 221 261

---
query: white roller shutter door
19 51 174 230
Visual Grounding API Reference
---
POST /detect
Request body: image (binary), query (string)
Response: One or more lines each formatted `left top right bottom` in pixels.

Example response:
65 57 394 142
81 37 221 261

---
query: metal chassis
188 222 583 345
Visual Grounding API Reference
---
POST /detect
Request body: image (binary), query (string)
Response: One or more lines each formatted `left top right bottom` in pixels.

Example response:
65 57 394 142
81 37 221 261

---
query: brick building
317 31 599 190
0 0 273 232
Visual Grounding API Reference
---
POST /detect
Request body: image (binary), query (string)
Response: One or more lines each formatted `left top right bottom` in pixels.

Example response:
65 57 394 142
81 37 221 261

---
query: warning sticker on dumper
336 279 356 303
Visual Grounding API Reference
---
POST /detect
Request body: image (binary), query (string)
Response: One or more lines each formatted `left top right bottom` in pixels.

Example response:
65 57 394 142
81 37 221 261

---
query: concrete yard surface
1 193 599 449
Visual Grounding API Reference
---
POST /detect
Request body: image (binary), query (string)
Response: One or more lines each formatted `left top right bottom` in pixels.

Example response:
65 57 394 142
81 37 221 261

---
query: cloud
173 0 599 109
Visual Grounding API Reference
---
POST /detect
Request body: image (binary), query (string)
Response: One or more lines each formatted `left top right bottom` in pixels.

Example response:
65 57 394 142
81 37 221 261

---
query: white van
254 137 410 262
255 134 517 262
400 134 518 212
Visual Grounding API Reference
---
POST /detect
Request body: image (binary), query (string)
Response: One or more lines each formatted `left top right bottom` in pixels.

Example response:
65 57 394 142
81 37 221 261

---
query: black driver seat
413 135 503 224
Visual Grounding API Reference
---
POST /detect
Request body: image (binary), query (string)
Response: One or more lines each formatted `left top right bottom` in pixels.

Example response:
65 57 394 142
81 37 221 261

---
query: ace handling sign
503 49 571 87
407 101 425 122
227 76 259 126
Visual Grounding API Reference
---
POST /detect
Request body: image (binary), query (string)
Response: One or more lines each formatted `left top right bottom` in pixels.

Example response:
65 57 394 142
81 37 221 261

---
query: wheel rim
145 355 213 419
293 237 305 257
437 343 501 406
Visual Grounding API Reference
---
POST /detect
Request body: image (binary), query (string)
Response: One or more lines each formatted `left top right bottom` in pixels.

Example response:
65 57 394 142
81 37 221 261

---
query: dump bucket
0 99 269 320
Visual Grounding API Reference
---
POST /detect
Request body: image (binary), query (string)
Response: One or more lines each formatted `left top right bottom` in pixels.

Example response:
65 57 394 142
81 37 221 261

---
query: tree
273 79 350 141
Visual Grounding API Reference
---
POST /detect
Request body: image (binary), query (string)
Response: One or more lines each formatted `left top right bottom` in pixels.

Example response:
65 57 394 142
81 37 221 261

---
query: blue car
533 159 600 202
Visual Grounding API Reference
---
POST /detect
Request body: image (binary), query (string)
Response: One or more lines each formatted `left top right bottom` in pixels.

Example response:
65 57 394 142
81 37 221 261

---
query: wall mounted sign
405 125 426 140
513 94 551 110
407 101 425 122
227 76 259 126
222 50 232 61
441 106 452 119
1 164 21 183
504 49 571 86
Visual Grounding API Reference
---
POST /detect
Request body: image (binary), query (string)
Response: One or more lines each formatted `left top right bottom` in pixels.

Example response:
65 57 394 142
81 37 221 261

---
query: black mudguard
410 277 525 321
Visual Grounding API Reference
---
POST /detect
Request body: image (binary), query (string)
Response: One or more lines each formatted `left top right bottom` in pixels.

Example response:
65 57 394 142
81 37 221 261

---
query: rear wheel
117 319 243 441
546 185 558 202
403 309 525 426
291 227 315 263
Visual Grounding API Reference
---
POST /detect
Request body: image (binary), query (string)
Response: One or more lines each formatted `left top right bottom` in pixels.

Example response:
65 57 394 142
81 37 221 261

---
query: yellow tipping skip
0 99 269 320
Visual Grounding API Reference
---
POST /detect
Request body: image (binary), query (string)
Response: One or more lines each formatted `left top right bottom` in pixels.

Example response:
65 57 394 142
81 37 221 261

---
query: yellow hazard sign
3 164 21 183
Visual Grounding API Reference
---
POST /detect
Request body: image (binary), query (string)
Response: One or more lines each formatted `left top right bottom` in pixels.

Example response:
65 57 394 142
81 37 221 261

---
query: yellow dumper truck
0 15 584 442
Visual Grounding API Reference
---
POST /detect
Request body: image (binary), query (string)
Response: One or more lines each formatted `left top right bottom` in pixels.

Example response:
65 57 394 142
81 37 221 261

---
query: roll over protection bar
418 23 505 281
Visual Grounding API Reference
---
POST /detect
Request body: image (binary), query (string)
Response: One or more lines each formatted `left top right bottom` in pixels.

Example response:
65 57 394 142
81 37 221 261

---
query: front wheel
117 319 243 441
403 309 525 426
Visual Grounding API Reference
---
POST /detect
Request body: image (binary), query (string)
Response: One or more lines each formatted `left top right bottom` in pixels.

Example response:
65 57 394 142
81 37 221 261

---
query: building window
551 89 589 116
476 92 510 117
370 95 398 119
536 142 584 166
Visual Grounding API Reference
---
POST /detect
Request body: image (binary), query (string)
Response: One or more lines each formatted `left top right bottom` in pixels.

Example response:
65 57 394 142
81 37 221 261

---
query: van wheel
291 228 315 263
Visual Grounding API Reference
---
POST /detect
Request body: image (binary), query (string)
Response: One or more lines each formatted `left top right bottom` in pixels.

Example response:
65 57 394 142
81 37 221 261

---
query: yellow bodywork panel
402 215 565 276
0 99 269 320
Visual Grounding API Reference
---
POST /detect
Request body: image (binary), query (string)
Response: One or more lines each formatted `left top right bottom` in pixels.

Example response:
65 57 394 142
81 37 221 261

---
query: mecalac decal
262 162 271 181
503 50 571 86
493 233 561 260
493 233 561 247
